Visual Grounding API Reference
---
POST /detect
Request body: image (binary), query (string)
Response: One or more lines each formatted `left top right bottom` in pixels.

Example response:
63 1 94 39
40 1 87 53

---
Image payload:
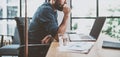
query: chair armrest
20 43 50 47
0 35 14 47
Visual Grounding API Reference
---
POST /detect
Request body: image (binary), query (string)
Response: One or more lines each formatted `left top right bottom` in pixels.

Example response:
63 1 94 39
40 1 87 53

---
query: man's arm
41 4 71 43
54 4 71 41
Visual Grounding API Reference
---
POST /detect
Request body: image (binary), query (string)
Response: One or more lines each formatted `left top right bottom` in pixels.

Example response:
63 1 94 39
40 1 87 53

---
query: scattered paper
58 42 94 53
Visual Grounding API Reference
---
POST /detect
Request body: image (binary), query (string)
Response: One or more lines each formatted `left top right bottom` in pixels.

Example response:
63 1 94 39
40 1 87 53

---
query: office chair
15 17 53 57
0 17 53 57
0 27 20 57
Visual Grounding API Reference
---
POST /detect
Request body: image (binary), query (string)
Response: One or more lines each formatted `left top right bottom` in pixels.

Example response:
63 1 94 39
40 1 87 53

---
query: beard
54 1 64 11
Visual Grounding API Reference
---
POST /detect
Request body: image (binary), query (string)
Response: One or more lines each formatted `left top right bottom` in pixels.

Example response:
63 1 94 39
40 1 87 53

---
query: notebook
102 41 120 49
68 17 106 42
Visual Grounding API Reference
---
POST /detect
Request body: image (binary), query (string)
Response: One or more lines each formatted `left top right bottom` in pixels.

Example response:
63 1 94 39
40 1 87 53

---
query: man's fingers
45 37 51 43
41 40 45 44
41 36 47 44
41 35 52 44
42 37 50 44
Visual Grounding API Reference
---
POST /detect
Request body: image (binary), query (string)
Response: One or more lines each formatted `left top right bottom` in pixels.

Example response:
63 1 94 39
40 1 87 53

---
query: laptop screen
90 17 106 39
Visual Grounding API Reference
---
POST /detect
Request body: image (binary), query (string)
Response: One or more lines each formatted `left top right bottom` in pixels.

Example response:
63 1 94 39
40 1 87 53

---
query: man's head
49 0 67 11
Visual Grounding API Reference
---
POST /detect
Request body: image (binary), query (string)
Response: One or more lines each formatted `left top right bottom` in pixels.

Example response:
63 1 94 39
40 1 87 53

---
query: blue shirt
28 2 58 43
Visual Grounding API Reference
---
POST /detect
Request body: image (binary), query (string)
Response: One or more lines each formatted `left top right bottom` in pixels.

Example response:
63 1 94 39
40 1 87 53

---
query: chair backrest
15 17 31 45
90 17 106 39
12 27 20 44
15 17 25 45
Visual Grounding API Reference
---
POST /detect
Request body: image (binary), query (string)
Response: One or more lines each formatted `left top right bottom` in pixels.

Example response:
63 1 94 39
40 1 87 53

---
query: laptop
68 17 106 42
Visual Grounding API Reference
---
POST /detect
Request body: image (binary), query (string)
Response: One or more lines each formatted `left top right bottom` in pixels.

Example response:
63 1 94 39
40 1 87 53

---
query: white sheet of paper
58 42 94 53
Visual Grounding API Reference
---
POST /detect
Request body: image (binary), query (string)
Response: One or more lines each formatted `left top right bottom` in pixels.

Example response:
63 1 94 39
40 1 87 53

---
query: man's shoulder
41 3 53 12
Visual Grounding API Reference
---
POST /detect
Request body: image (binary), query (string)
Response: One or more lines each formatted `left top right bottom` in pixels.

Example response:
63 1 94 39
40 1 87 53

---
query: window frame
70 0 120 30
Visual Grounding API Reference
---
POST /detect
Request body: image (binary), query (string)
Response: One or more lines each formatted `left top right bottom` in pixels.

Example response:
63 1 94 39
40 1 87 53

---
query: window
102 18 120 40
0 20 7 35
22 0 45 17
0 0 45 36
7 19 16 35
99 0 120 16
7 0 19 18
0 0 19 36
71 0 97 34
7 0 17 4
72 0 96 17
7 0 19 36
7 6 18 18
71 0 120 40
0 7 2 18
72 19 95 35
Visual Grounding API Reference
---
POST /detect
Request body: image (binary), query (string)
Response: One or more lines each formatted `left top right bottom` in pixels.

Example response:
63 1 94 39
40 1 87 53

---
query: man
28 0 70 57
29 0 70 44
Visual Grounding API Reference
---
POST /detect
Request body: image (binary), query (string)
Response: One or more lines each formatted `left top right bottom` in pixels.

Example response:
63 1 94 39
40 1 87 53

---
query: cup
63 33 69 46
58 33 69 47
58 33 63 47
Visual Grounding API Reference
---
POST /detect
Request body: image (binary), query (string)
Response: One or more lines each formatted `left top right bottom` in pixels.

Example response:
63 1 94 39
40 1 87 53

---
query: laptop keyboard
80 35 93 39
68 34 95 41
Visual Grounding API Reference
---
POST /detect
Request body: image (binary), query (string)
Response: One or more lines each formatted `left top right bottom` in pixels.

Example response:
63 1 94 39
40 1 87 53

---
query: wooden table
46 34 120 57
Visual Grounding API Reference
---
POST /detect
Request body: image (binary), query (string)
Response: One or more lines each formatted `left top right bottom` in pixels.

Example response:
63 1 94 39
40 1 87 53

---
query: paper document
67 42 94 50
58 42 94 54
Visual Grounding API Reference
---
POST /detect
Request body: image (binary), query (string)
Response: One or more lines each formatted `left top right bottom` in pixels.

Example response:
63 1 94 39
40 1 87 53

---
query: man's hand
41 35 52 44
63 4 71 16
